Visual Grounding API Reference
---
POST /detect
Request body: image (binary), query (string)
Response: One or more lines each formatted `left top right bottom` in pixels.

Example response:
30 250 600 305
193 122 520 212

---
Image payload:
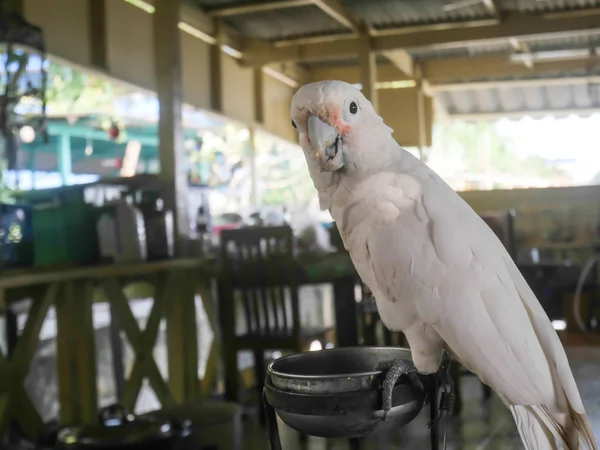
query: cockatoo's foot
375 358 421 420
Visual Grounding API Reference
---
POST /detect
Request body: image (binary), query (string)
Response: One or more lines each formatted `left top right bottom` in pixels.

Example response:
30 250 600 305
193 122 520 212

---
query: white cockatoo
290 80 597 450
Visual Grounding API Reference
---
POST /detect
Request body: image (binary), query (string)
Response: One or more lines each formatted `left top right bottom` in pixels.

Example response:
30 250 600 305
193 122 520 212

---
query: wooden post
87 0 107 69
109 305 125 402
248 128 258 207
415 65 428 162
210 21 224 113
358 33 378 111
166 270 200 403
250 66 264 206
55 281 97 425
56 283 77 424
253 66 264 125
2 0 22 16
58 134 71 186
73 281 98 424
153 0 190 255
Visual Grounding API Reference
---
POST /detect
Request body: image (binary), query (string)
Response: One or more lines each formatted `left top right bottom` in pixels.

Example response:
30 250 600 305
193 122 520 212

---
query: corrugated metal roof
221 5 349 41
499 0 600 13
190 0 600 46
341 0 494 29
437 82 600 115
522 31 600 52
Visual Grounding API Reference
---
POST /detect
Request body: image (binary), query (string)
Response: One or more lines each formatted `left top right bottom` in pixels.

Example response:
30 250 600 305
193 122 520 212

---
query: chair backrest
480 209 517 259
219 226 300 339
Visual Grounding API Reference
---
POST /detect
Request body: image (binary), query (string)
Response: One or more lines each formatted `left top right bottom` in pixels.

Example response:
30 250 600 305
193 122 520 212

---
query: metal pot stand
262 347 455 450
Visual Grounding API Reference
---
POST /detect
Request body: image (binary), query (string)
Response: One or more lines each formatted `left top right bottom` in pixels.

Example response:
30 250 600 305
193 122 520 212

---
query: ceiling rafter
482 0 501 21
205 0 362 34
207 0 312 17
382 50 414 78
312 1 416 78
310 0 359 32
206 0 416 77
208 0 362 34
136 0 313 87
307 53 600 85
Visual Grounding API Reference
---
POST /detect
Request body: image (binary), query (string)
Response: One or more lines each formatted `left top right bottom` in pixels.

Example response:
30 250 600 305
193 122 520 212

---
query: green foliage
432 120 568 181
45 62 127 114
0 158 16 203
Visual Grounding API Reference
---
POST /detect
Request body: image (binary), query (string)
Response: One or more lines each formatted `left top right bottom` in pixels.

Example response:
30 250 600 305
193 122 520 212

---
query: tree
44 62 127 114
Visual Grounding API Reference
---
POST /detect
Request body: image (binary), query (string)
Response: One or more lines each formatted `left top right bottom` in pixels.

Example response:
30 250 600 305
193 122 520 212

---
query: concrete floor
244 346 600 450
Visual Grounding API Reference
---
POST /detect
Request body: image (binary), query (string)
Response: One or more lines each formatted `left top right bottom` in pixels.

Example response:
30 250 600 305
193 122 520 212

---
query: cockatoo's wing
361 170 595 449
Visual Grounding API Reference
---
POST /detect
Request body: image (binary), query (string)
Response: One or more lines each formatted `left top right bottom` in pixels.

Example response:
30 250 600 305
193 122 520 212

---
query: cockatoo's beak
307 115 345 172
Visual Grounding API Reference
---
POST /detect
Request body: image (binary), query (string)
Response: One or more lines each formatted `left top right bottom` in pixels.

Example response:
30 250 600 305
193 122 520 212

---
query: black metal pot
54 404 191 450
265 347 426 439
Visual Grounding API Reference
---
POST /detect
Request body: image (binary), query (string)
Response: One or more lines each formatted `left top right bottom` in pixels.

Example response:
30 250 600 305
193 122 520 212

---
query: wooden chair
480 208 517 258
360 283 407 348
218 226 332 412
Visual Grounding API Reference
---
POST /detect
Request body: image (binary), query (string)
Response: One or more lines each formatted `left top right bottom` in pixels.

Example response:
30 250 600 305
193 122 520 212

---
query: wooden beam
56 283 78 425
482 0 501 21
208 0 311 17
308 63 410 84
358 34 377 109
311 0 359 31
153 0 190 253
419 54 600 83
375 12 600 51
415 65 427 160
242 10 600 65
432 75 600 91
72 281 98 424
253 67 265 124
210 21 225 112
88 0 107 69
144 0 242 49
265 62 310 85
382 50 414 77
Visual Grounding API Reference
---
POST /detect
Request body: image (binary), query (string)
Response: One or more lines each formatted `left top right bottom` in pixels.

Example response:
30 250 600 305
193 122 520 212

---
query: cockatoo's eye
342 99 360 124
291 119 297 129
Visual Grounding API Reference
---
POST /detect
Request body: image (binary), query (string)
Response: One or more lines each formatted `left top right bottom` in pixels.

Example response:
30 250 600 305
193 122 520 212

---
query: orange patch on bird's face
323 105 351 136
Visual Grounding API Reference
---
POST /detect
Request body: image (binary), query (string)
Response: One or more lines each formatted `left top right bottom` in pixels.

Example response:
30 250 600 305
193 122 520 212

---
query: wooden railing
0 258 217 439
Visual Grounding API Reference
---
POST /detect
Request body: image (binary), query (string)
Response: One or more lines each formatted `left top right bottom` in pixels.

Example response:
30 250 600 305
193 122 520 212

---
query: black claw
407 372 424 393
426 355 455 429
375 358 417 420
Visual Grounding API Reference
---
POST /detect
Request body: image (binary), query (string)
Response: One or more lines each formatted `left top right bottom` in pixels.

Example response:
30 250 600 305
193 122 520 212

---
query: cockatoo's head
291 80 393 173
